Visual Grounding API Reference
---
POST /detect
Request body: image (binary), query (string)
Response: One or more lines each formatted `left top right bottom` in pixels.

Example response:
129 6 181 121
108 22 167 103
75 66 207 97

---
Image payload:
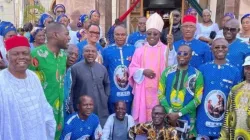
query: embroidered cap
5 36 30 51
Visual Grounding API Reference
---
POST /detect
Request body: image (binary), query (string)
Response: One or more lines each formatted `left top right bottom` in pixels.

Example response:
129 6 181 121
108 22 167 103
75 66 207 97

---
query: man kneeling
102 101 135 140
128 105 179 140
61 95 102 140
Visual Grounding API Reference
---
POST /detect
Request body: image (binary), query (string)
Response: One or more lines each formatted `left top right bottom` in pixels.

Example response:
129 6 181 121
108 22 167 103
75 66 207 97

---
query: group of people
0 3 250 140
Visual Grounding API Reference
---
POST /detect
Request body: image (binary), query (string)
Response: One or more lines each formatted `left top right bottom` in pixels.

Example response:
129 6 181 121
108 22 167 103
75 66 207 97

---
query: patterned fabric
219 82 250 140
128 122 179 140
60 113 102 140
29 44 67 139
196 62 241 137
158 65 204 136
0 69 56 140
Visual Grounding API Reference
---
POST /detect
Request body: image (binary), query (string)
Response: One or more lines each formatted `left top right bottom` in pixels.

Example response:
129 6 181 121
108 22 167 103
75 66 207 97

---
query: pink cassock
129 41 175 123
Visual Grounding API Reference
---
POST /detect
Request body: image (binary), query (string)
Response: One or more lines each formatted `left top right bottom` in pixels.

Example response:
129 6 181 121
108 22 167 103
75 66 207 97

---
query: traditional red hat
5 35 30 51
182 15 197 24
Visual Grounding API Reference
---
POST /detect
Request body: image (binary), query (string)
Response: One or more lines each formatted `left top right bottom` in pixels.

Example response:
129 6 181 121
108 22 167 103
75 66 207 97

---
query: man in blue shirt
107 19 123 45
196 38 241 139
76 23 103 63
173 15 212 68
61 95 102 140
127 17 147 48
103 25 135 114
223 19 250 78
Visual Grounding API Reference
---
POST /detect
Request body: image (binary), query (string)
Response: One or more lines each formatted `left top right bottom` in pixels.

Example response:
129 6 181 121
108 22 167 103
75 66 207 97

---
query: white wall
0 0 15 24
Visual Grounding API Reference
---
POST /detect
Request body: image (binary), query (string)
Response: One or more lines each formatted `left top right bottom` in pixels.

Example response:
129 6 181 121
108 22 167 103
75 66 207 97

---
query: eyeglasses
89 31 100 36
173 14 180 18
147 32 159 36
223 27 238 32
177 51 189 56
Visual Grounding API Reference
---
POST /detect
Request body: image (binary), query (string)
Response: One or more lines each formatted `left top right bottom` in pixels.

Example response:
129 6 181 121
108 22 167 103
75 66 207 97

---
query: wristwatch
178 112 183 117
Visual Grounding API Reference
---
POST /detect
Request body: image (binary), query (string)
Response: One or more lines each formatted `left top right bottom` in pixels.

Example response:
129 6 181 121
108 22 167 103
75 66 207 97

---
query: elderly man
77 23 103 63
64 44 79 118
70 45 110 127
61 95 102 140
161 9 183 45
103 25 135 114
220 56 250 140
29 22 70 139
158 45 204 138
223 19 250 78
0 36 56 139
102 101 135 140
128 105 178 140
196 38 240 139
127 17 147 48
173 15 212 68
129 13 177 123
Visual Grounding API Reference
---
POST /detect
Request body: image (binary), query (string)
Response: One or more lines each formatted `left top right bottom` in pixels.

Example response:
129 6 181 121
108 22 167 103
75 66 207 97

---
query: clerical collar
147 41 161 47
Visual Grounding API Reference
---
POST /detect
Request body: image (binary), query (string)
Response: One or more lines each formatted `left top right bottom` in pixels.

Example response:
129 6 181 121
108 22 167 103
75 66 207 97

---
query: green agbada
29 44 66 139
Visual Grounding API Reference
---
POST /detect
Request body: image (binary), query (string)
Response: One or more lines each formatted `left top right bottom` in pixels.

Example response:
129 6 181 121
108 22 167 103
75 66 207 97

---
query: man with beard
103 25 135 114
158 45 204 139
127 17 147 48
102 101 135 140
0 36 56 140
70 45 110 127
128 105 178 140
64 44 79 118
223 19 250 78
129 13 177 123
77 23 103 63
161 9 183 45
196 38 240 140
173 15 212 68
61 95 102 140
29 22 70 139
220 56 250 140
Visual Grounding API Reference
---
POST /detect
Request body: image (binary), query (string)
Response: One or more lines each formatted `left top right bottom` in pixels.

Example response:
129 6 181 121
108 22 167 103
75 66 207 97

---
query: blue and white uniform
103 44 135 114
127 32 147 49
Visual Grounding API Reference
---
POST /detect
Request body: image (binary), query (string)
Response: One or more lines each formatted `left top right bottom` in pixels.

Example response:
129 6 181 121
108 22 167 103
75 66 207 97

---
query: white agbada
0 69 56 140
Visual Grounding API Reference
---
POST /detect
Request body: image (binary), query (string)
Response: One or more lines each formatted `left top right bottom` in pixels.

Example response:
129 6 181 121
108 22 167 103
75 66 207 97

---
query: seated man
60 95 102 140
102 101 135 140
128 105 179 140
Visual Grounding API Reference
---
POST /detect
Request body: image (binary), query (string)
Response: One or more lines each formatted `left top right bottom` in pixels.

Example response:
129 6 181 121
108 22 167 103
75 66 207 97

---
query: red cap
182 15 197 24
5 36 30 51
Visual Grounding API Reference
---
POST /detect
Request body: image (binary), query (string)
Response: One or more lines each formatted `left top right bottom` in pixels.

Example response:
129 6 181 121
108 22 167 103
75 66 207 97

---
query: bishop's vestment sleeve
158 68 172 113
180 70 204 115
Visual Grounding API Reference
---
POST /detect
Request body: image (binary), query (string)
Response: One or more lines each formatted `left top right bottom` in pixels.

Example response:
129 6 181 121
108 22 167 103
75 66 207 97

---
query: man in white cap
128 13 177 123
220 56 250 139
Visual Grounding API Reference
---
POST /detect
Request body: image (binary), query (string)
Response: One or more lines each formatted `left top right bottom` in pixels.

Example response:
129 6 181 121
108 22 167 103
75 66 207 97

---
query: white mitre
146 13 164 32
